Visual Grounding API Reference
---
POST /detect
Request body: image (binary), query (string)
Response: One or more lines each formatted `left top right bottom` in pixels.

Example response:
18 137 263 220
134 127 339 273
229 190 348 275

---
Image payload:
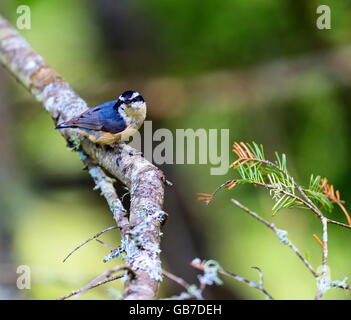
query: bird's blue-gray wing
57 100 126 133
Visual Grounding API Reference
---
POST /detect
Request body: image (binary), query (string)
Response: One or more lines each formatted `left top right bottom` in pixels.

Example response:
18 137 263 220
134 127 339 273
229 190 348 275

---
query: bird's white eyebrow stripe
131 91 139 99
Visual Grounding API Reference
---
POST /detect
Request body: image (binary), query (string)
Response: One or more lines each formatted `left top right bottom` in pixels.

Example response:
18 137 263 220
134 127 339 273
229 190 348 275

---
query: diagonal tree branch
0 15 166 299
231 199 318 278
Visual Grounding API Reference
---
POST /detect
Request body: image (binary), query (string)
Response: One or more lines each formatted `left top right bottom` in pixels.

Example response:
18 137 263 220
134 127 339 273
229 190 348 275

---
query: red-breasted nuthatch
56 90 146 144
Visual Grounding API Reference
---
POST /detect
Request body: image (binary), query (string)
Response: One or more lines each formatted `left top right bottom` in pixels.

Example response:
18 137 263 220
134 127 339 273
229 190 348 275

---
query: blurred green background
0 0 350 300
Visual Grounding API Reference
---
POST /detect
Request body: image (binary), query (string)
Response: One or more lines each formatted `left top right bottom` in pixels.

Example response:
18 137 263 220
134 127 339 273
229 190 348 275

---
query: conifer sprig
197 142 351 226
196 141 351 299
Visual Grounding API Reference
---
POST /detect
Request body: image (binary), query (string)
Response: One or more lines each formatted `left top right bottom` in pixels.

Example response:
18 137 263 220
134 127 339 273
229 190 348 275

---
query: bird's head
115 90 147 127
116 90 145 112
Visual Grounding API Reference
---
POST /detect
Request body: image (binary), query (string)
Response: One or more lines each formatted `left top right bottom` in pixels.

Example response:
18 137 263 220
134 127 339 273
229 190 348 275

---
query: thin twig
220 268 273 300
162 269 191 290
326 219 351 230
95 239 115 251
196 180 235 205
57 265 134 300
251 266 264 289
62 226 117 263
231 199 318 278
57 273 126 300
191 259 273 300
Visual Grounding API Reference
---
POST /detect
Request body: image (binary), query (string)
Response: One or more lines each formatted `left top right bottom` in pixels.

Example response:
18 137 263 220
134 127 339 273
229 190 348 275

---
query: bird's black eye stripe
131 95 144 103
114 100 123 108
113 94 144 108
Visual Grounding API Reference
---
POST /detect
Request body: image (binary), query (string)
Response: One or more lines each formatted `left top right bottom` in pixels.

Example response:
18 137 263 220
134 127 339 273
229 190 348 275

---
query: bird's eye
114 100 123 108
132 95 144 103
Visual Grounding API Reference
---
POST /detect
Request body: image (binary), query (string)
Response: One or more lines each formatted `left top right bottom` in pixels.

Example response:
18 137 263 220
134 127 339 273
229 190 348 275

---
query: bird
56 90 146 145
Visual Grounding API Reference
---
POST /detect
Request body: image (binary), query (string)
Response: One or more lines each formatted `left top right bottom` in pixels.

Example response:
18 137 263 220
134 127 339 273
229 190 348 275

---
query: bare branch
191 258 273 300
57 274 125 300
231 198 351 299
231 199 318 278
95 239 115 251
57 265 133 300
315 217 329 300
63 226 117 263
162 269 191 291
163 260 221 300
326 219 351 230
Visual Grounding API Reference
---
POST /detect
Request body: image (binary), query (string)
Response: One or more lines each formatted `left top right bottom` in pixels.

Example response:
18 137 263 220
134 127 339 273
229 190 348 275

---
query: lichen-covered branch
230 199 350 299
231 199 318 279
191 258 273 300
0 15 166 299
315 217 329 300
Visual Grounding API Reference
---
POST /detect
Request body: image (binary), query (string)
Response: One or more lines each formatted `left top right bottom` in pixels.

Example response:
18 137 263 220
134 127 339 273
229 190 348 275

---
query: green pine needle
231 142 335 215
